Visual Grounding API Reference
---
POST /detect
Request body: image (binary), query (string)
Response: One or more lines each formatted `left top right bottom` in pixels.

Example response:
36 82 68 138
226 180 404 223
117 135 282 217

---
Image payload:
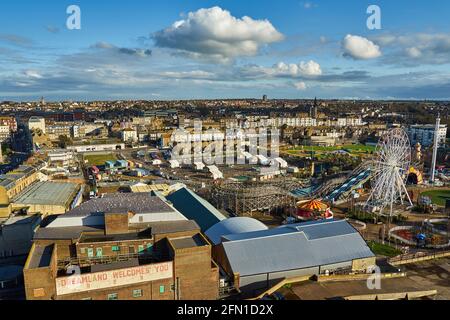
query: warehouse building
210 219 376 295
11 181 82 216
23 193 219 300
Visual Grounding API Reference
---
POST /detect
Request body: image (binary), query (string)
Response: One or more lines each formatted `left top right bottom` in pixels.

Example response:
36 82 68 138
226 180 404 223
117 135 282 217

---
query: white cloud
237 60 322 79
153 6 284 63
24 70 43 79
342 34 382 60
302 2 317 9
373 33 450 65
406 47 422 58
160 70 215 79
273 60 322 76
294 81 307 90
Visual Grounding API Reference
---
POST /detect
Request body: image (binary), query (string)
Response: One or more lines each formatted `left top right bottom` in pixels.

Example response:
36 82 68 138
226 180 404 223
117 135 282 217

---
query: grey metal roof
205 217 268 245
13 181 79 206
166 187 227 232
221 220 375 277
61 193 175 218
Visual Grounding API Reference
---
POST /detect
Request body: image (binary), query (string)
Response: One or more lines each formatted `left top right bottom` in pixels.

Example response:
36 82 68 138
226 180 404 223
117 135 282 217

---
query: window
133 289 143 298
107 293 118 300
96 248 103 257
112 246 120 252
87 248 94 258
159 285 165 294
138 245 145 253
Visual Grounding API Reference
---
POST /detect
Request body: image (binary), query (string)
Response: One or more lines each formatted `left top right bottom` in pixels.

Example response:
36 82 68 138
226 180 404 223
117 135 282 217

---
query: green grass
420 189 450 207
367 241 402 257
84 153 117 166
288 144 376 155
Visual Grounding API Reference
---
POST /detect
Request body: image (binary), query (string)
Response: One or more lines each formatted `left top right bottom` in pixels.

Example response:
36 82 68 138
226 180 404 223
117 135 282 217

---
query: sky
1 0 450 101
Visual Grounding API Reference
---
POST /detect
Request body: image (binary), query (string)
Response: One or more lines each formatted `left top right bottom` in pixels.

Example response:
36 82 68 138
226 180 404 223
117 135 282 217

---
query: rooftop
60 193 175 218
220 219 375 277
13 181 79 206
27 244 54 269
34 225 104 240
170 234 208 250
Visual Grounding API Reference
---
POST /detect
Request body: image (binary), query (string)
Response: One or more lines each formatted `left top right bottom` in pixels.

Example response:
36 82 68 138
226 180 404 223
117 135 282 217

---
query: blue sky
1 0 450 101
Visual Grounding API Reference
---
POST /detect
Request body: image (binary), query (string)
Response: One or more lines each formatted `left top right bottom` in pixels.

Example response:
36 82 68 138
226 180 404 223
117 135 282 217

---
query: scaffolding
210 178 307 216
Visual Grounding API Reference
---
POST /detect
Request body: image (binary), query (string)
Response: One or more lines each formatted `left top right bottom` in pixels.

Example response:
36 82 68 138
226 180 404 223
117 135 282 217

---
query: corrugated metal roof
205 217 268 245
13 181 79 206
221 220 375 277
166 188 227 232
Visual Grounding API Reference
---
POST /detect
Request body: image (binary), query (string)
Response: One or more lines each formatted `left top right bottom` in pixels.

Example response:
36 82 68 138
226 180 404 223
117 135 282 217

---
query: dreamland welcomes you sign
56 262 173 295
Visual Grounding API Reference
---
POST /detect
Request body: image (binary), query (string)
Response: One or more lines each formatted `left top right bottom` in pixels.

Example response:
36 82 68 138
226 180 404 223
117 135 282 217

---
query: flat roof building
11 181 81 216
212 219 376 295
23 193 219 300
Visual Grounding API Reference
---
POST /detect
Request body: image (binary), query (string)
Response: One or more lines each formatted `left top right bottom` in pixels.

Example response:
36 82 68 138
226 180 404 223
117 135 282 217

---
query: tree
58 135 72 148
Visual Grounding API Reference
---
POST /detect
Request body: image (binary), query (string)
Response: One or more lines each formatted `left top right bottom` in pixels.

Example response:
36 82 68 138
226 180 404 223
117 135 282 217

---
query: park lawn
421 189 450 207
367 241 402 257
84 153 117 166
286 144 376 159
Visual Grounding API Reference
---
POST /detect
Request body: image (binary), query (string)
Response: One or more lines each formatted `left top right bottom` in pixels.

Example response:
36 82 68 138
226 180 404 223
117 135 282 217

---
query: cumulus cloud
238 60 322 80
372 33 450 65
273 60 322 76
342 34 381 60
152 6 284 63
294 81 307 90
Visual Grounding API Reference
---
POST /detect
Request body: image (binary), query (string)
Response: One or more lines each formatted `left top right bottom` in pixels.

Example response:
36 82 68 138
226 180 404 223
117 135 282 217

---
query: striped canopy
297 199 328 212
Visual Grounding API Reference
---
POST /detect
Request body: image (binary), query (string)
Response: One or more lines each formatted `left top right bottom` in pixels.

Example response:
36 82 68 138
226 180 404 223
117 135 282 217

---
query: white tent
168 160 180 168
193 162 205 171
207 165 223 180
256 155 270 166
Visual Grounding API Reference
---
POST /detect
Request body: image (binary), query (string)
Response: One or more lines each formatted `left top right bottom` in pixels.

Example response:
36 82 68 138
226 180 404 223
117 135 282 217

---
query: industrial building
0 166 39 218
11 181 82 216
23 192 219 300
208 219 376 295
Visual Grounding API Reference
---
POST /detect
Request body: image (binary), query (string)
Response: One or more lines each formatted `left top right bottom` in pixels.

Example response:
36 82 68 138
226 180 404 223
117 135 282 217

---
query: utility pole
430 114 441 184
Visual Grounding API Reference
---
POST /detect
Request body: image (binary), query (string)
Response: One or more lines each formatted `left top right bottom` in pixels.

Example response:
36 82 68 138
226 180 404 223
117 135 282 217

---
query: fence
388 250 450 266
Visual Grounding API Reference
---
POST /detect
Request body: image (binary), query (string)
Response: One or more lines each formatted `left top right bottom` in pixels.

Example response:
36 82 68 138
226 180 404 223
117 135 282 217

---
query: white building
121 128 138 143
28 117 46 134
0 124 11 143
48 149 74 166
407 124 447 147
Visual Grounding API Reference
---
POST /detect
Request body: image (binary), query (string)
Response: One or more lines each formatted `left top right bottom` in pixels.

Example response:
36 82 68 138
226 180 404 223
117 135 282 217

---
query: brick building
23 193 219 300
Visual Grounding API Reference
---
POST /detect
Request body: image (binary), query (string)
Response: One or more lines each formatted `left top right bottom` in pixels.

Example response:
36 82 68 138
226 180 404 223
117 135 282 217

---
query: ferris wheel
366 128 413 217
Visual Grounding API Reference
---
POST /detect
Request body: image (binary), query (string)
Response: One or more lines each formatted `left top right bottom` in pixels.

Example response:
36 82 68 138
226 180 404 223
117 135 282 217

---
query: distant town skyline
1 0 450 101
